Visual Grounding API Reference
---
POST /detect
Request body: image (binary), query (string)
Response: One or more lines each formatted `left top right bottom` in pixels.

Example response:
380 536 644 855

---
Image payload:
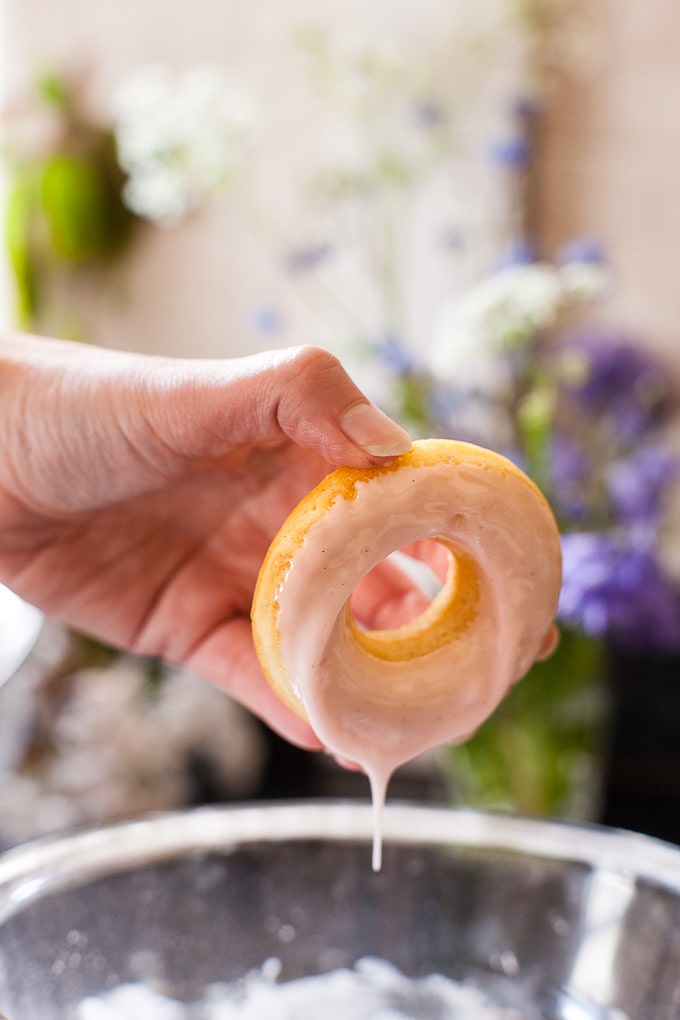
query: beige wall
2 1 679 369
538 0 680 368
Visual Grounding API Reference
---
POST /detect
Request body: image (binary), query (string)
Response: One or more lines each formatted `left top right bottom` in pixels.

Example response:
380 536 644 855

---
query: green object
36 69 69 109
3 124 135 328
4 175 41 324
445 626 609 821
517 382 555 493
2 68 137 329
40 147 131 263
393 373 432 435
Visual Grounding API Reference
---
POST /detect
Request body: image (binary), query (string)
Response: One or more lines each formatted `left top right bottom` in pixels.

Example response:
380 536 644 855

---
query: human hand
0 335 412 749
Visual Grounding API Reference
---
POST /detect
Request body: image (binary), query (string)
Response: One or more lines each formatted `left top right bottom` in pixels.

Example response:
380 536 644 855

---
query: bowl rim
1 801 680 923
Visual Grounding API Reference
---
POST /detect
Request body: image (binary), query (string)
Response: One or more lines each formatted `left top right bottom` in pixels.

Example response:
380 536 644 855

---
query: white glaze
275 460 561 868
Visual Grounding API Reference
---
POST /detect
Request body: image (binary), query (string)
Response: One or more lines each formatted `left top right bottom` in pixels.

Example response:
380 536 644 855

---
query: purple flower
430 385 471 421
282 242 334 274
557 237 607 266
511 96 541 123
558 532 680 651
488 136 532 170
496 237 537 269
374 334 415 374
414 100 444 129
559 331 672 441
250 305 284 336
496 445 527 473
438 225 465 252
607 446 680 527
548 434 590 522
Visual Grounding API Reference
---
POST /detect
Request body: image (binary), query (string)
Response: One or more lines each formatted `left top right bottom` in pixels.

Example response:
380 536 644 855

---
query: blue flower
511 96 541 122
430 385 470 421
373 334 415 374
607 446 680 528
438 225 465 252
281 242 334 274
548 434 590 522
414 100 444 129
559 331 672 442
495 237 537 269
558 532 680 651
250 305 284 336
557 237 607 266
488 137 532 170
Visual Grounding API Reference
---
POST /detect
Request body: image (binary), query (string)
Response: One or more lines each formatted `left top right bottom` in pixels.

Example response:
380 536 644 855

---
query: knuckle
287 345 342 382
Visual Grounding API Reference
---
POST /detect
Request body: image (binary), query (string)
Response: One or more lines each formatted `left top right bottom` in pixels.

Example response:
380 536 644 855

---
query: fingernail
339 402 411 457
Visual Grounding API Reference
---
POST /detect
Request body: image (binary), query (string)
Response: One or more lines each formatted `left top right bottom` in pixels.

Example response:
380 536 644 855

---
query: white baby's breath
428 261 608 390
112 65 256 224
454 263 563 345
558 260 610 302
0 658 266 846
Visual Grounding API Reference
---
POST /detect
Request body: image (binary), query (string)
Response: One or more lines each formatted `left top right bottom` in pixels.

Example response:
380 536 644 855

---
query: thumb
266 346 412 465
162 345 412 467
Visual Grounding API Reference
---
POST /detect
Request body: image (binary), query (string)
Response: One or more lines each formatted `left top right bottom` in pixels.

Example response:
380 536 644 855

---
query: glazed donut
252 439 562 794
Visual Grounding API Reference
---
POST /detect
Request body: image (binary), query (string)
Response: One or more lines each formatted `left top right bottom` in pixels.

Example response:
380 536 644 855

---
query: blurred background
0 0 679 849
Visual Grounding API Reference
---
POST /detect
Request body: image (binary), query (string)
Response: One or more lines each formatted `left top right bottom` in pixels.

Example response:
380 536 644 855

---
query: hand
0 335 412 749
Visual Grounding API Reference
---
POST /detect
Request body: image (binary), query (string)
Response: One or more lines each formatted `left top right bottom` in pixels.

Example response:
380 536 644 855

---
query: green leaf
4 176 40 325
518 383 555 491
39 150 128 262
393 373 432 435
36 69 69 109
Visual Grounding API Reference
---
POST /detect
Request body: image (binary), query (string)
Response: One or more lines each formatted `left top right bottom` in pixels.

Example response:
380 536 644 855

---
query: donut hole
350 539 452 632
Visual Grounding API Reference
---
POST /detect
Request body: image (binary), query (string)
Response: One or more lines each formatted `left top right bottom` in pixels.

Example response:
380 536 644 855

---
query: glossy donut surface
252 439 562 771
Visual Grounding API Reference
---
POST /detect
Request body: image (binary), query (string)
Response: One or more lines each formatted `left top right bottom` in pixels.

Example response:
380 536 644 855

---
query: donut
251 438 562 825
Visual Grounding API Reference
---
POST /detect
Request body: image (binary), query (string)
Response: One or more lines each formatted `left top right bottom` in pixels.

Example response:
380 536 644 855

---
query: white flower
429 308 508 395
0 658 266 844
558 260 611 302
428 264 560 393
428 261 607 390
112 65 256 224
462 264 564 343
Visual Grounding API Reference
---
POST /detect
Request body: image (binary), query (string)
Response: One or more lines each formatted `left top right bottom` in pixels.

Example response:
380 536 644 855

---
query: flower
547 434 590 522
496 238 538 269
385 253 680 655
0 658 266 845
559 330 671 441
251 305 284 336
440 263 603 355
607 446 680 529
559 532 680 651
3 65 258 328
374 333 416 374
557 237 607 266
488 136 533 169
428 261 608 393
112 65 256 224
281 242 334 274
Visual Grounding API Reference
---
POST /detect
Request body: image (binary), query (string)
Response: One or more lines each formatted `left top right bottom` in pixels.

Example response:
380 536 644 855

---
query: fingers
536 623 560 660
184 617 324 751
351 541 452 631
351 556 432 630
269 346 413 466
156 345 412 468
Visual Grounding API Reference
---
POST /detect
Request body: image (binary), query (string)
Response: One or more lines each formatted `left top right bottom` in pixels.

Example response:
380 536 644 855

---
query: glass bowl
1 801 680 1018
